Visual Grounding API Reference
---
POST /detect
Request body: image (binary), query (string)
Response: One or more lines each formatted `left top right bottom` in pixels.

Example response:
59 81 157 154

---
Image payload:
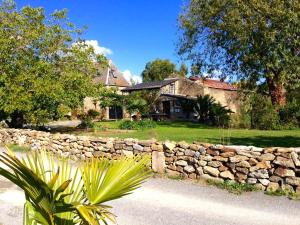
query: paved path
0 176 300 225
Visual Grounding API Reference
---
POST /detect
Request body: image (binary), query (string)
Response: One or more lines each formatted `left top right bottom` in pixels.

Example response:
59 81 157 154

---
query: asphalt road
1 176 300 225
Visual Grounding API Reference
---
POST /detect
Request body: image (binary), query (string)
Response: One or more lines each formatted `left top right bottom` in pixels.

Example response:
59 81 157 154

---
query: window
174 100 181 113
169 83 175 94
109 69 117 78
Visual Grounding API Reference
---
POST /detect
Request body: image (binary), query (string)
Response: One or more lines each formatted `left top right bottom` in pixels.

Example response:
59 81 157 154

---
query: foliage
179 95 233 127
123 92 148 116
235 91 300 130
0 1 107 128
250 94 281 130
98 87 122 109
265 188 299 200
97 87 148 118
178 63 188 77
0 149 151 225
193 95 232 127
87 109 100 119
207 179 258 195
279 100 300 129
178 0 300 105
118 120 156 130
141 59 176 81
178 98 195 119
79 117 94 129
56 105 72 120
8 144 31 152
77 113 95 129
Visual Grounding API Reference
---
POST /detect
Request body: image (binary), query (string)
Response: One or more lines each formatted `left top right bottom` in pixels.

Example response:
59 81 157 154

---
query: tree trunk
266 77 286 106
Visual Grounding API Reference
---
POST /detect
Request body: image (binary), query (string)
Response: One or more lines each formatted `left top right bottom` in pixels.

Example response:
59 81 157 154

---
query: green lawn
73 121 300 148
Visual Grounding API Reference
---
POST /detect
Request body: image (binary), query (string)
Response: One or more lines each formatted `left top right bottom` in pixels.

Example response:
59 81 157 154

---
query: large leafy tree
0 1 104 127
141 59 177 81
178 0 300 106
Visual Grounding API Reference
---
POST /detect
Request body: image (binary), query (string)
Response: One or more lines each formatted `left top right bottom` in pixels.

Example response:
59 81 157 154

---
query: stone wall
1 128 300 192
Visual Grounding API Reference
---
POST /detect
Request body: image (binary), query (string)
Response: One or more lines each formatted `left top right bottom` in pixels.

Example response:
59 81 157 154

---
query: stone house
83 61 130 120
122 76 238 120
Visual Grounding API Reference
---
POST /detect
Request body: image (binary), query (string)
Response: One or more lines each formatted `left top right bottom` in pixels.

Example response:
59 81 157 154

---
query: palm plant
194 95 233 126
0 149 151 225
194 95 216 123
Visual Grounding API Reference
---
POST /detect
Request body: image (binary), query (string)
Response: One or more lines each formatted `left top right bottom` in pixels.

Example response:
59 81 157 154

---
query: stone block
274 156 295 168
259 153 276 161
175 160 188 166
267 182 279 192
152 151 166 173
203 166 220 177
229 155 249 163
184 165 195 173
122 150 134 158
274 167 295 177
220 171 234 180
133 144 143 151
164 141 176 151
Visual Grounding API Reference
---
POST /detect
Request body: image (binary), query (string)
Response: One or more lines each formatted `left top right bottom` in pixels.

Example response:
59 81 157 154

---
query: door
162 101 171 117
109 106 123 120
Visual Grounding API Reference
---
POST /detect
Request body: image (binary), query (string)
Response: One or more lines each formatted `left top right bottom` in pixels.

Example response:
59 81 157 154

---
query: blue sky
15 0 185 82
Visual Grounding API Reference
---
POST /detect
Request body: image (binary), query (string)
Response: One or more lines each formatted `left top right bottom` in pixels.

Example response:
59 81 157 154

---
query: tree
178 0 300 106
98 88 148 119
141 59 176 81
178 63 188 77
124 92 148 117
98 87 123 109
0 149 150 224
0 1 104 127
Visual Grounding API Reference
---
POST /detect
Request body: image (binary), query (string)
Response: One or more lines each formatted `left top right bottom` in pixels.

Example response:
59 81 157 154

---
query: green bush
87 109 100 119
77 114 95 129
119 120 156 130
250 95 280 130
119 120 135 130
279 100 300 129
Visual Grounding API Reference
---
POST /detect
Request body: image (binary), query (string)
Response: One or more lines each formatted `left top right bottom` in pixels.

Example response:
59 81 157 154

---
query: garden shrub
250 95 280 130
119 120 135 130
77 113 95 129
136 119 156 129
87 109 100 119
279 100 300 129
119 120 156 130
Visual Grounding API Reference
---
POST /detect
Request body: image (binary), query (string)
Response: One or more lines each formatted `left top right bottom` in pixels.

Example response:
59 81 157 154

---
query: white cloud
84 40 113 56
123 70 142 84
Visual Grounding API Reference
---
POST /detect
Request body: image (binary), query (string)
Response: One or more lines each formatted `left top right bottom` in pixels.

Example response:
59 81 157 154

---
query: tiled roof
189 76 237 91
93 63 130 87
122 78 178 91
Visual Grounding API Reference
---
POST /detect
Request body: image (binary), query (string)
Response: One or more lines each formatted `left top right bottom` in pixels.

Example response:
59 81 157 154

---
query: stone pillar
152 151 166 173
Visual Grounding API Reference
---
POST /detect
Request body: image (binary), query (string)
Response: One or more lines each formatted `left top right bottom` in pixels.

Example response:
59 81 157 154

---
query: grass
207 179 259 195
265 188 300 200
69 120 300 148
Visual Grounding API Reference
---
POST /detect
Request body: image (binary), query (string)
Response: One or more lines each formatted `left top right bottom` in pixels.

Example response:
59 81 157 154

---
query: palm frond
81 155 151 204
0 149 151 225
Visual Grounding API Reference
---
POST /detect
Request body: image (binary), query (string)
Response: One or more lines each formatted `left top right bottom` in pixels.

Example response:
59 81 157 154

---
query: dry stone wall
1 128 300 193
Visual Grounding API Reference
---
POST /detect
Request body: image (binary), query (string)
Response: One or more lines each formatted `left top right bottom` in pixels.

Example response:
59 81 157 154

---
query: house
122 76 238 120
83 61 130 120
